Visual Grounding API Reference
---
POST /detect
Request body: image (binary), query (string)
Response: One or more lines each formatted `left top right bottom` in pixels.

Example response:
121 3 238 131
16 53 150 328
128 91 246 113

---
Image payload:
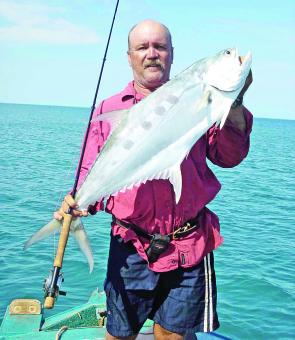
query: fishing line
50 146 80 256
52 125 89 257
71 0 120 200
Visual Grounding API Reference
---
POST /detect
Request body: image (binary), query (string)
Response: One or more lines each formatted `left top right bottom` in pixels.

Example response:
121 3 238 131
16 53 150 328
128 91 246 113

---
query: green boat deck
0 290 152 340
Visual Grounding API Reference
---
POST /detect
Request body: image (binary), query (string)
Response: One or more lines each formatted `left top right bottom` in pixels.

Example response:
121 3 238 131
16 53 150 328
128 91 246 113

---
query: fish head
202 48 252 93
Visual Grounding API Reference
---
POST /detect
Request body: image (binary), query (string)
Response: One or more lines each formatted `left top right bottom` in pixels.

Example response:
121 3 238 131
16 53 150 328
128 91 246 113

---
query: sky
0 0 294 120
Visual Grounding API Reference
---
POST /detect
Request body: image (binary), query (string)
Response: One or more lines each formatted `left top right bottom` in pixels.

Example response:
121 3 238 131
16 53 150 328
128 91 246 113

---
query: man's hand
239 68 253 99
226 60 253 132
53 194 89 221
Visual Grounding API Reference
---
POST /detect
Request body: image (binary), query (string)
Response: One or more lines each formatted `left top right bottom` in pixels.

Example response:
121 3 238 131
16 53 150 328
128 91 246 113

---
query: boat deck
0 290 231 339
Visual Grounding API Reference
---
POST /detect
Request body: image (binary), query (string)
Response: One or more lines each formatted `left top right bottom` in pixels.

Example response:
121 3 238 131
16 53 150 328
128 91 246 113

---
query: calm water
0 103 294 339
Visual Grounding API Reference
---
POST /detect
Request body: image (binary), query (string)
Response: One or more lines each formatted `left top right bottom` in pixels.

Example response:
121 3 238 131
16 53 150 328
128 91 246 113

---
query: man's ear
171 47 174 64
127 51 132 67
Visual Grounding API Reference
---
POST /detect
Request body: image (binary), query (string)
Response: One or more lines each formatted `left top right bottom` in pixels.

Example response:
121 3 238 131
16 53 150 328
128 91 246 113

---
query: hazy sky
0 0 294 119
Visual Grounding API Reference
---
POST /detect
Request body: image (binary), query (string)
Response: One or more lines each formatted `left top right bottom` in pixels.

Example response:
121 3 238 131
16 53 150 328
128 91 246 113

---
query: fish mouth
227 47 252 69
203 47 252 92
236 49 252 91
239 49 252 70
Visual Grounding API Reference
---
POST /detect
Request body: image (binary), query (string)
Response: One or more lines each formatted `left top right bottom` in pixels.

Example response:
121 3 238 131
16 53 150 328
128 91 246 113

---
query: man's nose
147 46 158 59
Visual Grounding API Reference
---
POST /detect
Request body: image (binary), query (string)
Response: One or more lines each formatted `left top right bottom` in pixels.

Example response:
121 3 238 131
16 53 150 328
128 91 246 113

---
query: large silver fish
24 48 252 272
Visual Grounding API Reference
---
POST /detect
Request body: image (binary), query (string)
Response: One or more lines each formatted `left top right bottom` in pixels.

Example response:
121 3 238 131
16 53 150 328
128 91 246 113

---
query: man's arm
206 106 253 168
226 105 247 133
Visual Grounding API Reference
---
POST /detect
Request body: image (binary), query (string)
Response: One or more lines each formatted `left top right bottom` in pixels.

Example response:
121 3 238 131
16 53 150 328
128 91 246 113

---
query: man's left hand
238 68 253 98
226 65 253 132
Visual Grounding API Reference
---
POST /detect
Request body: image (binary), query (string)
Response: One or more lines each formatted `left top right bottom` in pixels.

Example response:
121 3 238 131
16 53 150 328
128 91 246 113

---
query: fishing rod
43 0 120 309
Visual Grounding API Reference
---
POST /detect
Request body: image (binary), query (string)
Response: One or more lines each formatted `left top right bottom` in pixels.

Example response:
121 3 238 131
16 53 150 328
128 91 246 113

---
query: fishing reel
43 269 67 300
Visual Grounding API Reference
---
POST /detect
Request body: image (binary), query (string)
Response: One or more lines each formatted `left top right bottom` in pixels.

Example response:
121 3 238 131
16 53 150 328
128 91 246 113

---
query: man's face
128 22 173 90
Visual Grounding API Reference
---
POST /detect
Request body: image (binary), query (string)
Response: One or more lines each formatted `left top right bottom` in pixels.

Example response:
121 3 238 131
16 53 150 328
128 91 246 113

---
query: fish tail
23 219 62 250
71 219 94 273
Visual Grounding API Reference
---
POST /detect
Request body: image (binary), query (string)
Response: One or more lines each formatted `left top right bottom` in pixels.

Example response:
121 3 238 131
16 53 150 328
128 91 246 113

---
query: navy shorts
104 234 219 337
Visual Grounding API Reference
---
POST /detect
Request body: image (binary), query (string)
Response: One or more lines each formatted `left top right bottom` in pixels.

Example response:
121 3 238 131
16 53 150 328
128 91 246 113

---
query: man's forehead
131 35 169 46
129 22 170 46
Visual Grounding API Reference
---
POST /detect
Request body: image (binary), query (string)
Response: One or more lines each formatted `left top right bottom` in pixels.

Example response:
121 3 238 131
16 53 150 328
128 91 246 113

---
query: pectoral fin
195 90 212 112
92 109 128 134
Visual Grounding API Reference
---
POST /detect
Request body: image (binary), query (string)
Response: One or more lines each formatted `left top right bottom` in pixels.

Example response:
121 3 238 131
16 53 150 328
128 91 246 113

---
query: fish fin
219 108 231 129
195 90 212 112
71 219 94 273
24 219 62 250
168 164 183 203
91 109 128 133
119 187 127 194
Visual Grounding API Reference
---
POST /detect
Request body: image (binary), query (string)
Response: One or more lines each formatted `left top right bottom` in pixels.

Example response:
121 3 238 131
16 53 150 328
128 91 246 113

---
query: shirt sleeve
75 101 111 212
206 107 253 167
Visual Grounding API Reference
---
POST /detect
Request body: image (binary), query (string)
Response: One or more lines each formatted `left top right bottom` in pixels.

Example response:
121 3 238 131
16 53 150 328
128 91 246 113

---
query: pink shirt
78 81 253 272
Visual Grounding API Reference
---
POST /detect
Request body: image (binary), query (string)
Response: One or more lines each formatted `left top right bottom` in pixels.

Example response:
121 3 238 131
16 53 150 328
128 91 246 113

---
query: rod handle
44 296 55 309
54 213 72 268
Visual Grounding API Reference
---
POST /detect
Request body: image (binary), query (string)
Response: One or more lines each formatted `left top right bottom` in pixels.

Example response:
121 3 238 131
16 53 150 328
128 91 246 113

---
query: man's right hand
53 194 89 220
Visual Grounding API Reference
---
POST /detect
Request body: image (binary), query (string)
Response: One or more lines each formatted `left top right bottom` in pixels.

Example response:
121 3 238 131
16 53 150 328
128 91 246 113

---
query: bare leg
105 330 137 340
154 323 184 340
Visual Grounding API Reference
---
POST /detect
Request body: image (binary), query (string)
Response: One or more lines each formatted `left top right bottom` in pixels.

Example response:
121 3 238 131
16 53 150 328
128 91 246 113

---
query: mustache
144 60 164 69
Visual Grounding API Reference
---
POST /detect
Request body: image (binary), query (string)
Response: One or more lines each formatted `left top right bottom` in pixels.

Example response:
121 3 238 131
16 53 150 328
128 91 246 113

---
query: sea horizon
1 101 294 122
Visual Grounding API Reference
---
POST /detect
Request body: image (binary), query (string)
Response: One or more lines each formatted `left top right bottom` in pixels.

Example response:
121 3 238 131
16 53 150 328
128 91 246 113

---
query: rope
55 325 68 340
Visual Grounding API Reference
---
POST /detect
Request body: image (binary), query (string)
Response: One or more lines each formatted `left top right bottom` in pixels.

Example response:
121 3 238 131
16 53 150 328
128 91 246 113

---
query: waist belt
112 213 202 263
113 215 200 240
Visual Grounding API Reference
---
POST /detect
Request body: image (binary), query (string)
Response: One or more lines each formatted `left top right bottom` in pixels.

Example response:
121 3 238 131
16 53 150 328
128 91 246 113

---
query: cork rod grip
44 296 55 309
53 213 72 268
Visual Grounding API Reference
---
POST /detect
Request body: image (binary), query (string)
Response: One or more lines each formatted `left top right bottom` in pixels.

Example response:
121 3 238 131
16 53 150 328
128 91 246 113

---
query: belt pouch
145 234 170 263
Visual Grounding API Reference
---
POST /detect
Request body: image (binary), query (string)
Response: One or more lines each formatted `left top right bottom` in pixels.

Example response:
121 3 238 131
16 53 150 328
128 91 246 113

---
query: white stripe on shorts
203 255 208 332
207 253 213 331
203 253 213 332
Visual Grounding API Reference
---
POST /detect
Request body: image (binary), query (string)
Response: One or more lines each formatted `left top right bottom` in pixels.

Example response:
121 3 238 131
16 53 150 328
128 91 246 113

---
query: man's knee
154 323 184 340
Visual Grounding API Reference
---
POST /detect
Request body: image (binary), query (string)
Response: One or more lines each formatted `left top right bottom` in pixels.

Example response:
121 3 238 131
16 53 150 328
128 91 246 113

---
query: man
56 20 253 340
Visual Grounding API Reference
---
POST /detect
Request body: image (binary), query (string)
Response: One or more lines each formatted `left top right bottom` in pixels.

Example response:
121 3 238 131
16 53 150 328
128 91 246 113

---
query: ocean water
0 103 294 339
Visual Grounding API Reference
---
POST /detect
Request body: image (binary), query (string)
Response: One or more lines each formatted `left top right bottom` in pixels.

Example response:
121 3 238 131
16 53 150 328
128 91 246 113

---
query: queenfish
24 48 252 272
